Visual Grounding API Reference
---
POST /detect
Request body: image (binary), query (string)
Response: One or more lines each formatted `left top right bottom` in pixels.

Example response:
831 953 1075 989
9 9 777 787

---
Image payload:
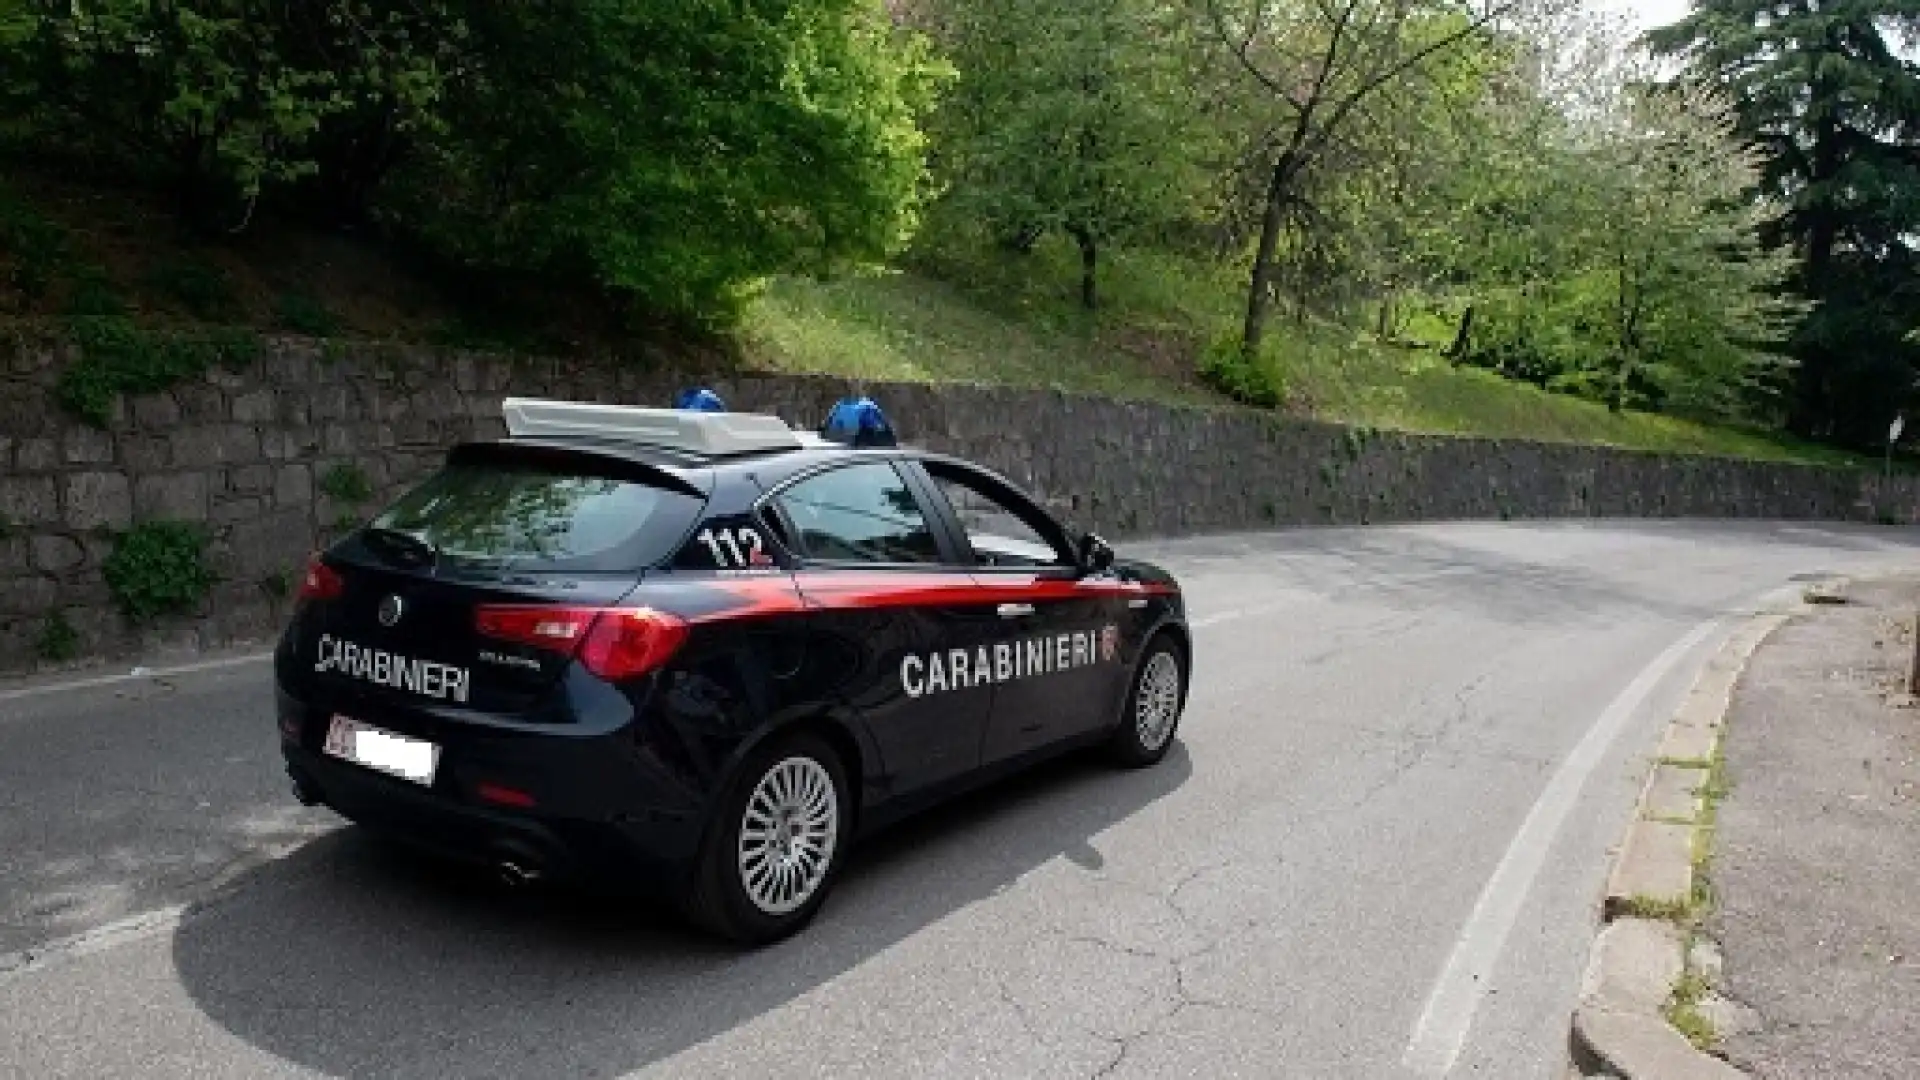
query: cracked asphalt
2 521 1917 1080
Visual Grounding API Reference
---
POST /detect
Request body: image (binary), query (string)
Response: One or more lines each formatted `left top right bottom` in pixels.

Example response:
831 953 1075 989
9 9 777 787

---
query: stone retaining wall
0 335 1913 674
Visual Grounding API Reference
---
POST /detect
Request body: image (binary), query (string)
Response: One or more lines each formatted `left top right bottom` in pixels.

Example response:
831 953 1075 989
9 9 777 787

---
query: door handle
996 603 1036 618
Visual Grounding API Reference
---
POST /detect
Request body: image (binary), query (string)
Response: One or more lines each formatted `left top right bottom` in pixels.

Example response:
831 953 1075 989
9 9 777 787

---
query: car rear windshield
367 458 705 574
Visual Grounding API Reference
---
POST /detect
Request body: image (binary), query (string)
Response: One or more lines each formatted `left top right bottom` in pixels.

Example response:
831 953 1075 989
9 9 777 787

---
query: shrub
102 522 213 623
319 462 373 504
275 292 340 338
1198 336 1285 408
145 255 241 322
36 611 79 662
56 320 261 426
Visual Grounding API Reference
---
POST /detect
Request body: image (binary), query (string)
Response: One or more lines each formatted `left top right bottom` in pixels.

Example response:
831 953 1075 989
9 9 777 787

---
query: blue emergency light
821 395 897 448
673 387 727 412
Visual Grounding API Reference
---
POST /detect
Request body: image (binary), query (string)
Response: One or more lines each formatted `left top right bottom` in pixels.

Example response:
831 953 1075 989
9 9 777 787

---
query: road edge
1566 579 1836 1080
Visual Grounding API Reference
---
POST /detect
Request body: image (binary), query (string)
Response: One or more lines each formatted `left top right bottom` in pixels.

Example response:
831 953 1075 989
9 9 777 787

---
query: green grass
740 233 1865 467
741 239 1219 406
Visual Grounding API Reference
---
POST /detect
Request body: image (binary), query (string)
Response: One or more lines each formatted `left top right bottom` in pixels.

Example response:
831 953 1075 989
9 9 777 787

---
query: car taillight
475 605 688 681
298 555 344 601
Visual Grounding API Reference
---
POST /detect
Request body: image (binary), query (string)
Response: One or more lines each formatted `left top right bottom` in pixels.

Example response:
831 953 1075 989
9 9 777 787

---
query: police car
274 391 1190 944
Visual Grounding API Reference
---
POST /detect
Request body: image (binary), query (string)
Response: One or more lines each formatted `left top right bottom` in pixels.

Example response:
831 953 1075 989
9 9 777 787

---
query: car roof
472 433 904 484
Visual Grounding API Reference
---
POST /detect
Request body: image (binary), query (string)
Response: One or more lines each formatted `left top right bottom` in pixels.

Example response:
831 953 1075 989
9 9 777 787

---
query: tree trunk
1241 156 1294 356
1069 224 1097 310
1446 304 1474 361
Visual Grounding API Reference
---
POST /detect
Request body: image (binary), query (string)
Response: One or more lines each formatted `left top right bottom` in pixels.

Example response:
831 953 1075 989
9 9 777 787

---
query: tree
0 2 462 231
1648 0 1920 445
1574 85 1802 415
1200 0 1526 356
368 0 944 330
931 0 1218 308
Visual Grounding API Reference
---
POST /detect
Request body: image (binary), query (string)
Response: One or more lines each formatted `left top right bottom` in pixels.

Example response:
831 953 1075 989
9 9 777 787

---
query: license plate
323 714 440 786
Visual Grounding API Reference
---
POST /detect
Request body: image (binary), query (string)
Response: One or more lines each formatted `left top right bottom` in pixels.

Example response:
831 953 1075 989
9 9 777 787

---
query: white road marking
1400 615 1727 1077
0 651 273 705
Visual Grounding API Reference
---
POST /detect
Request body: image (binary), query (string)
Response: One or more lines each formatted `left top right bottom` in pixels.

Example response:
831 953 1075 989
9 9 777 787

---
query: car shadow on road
170 743 1192 1079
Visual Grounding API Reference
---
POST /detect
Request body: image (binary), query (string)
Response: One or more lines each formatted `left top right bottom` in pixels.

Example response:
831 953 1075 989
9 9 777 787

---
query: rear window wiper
361 526 440 569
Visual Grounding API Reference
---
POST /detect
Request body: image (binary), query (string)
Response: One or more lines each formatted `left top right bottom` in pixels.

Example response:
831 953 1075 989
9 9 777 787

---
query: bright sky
1606 0 1691 34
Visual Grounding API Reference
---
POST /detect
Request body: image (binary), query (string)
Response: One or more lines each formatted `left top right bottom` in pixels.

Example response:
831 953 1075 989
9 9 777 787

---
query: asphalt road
2 521 1915 1080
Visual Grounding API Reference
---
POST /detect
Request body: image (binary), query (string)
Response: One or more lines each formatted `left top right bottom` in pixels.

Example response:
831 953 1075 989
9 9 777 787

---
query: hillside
0 175 1866 469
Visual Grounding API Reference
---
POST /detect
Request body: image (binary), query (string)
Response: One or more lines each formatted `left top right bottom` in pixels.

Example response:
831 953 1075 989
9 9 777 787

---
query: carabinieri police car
274 391 1190 945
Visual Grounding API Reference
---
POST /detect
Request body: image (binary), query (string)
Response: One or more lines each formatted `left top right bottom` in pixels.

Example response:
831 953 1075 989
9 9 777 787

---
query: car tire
683 731 850 947
1107 633 1186 768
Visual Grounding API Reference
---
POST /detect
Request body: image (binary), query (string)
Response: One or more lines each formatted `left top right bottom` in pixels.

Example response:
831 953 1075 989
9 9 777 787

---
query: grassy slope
743 235 1862 467
1 173 1864 468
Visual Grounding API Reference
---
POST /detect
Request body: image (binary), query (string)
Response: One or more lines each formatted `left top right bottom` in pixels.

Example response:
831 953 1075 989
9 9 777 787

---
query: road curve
1 520 1914 1080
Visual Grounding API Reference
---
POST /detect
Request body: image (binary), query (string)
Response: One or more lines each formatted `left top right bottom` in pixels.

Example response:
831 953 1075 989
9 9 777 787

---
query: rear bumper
277 691 706 894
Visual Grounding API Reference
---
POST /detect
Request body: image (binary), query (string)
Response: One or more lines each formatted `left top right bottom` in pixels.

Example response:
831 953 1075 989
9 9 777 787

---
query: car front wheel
685 732 849 946
1107 634 1185 767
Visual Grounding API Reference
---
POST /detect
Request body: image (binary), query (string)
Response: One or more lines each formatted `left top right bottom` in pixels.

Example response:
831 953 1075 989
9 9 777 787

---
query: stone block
14 437 57 472
228 464 274 495
264 343 315 386
0 476 60 526
128 392 182 428
310 384 352 421
220 424 261 460
169 427 228 468
1577 918 1684 1016
1658 721 1718 763
0 573 58 616
1573 1010 1745 1080
224 509 314 578
175 382 226 422
63 426 115 465
231 389 275 423
274 463 312 507
119 436 170 472
133 472 211 522
64 472 133 531
1605 820 1695 915
323 423 357 455
209 495 268 526
30 534 87 575
1643 764 1705 823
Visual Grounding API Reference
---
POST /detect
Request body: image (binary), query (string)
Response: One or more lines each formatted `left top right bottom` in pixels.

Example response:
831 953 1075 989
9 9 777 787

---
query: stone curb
1568 581 1829 1079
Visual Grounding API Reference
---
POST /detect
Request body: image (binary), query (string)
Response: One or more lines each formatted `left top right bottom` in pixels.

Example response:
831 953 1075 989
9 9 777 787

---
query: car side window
774 462 942 565
922 465 1074 569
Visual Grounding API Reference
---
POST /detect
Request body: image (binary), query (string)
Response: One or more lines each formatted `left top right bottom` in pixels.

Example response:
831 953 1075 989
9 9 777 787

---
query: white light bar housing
501 397 803 456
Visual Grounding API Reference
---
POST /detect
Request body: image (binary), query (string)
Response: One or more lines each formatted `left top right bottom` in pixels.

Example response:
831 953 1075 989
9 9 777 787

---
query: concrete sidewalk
1712 576 1920 1079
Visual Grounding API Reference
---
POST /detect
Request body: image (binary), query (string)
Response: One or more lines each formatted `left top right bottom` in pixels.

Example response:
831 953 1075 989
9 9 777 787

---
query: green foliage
1649 0 1920 446
0 186 71 298
35 610 78 663
931 0 1220 307
102 522 213 623
1 2 466 229
384 0 946 328
57 317 261 426
145 255 240 322
274 291 339 337
319 462 373 505
1198 335 1283 408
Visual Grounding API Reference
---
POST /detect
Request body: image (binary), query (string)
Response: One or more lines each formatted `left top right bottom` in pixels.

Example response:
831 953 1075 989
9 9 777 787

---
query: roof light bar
501 397 802 456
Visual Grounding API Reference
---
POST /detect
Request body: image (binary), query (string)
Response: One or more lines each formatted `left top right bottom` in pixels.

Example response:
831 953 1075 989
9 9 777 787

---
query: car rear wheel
684 731 849 946
1107 634 1185 768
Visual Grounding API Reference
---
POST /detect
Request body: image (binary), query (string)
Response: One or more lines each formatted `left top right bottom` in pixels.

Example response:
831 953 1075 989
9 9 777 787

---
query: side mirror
1077 532 1115 575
